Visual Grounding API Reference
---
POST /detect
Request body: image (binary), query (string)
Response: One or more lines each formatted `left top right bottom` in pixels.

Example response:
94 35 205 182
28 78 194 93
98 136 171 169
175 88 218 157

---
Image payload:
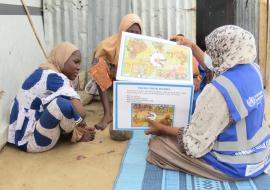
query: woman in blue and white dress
8 42 95 153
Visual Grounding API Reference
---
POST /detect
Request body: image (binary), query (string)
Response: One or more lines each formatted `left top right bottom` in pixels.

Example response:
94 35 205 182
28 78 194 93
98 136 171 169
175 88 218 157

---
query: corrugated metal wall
235 0 259 60
43 0 89 70
43 0 196 72
87 0 131 64
131 0 196 39
43 0 261 71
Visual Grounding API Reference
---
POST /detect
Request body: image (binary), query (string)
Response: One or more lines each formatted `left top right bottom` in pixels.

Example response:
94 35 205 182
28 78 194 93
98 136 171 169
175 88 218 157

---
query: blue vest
202 64 270 178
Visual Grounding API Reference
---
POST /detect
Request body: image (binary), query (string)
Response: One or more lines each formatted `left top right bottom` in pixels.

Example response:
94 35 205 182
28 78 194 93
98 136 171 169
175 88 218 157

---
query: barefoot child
89 14 143 130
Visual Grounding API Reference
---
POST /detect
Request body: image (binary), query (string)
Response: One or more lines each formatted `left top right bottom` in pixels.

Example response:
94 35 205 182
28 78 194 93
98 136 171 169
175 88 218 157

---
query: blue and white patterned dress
8 68 82 152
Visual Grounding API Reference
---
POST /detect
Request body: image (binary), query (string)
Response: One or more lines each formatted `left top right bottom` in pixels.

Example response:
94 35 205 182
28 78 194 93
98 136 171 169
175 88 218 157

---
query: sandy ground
0 101 128 190
0 93 270 190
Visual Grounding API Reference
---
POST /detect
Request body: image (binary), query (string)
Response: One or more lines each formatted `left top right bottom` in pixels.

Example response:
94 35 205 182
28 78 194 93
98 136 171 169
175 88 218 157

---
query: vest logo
235 140 269 156
246 91 264 107
247 97 256 107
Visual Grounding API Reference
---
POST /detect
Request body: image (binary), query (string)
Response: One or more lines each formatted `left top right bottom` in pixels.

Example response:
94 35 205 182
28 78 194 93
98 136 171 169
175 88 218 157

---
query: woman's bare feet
94 114 112 130
75 121 96 142
79 127 96 142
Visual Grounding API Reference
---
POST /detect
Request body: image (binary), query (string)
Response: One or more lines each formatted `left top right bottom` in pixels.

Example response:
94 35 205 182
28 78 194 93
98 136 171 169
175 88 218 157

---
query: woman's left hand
170 35 194 48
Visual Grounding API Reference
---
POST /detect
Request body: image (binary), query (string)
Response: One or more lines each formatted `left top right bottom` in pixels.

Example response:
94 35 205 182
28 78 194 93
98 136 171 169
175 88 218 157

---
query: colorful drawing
131 103 174 127
121 36 191 81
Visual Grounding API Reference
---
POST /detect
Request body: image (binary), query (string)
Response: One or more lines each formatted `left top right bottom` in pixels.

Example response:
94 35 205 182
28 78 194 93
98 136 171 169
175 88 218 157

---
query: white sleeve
182 83 231 158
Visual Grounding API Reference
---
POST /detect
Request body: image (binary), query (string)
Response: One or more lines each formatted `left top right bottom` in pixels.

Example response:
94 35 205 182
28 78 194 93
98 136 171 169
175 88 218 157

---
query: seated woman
145 25 270 180
8 42 95 153
89 13 143 130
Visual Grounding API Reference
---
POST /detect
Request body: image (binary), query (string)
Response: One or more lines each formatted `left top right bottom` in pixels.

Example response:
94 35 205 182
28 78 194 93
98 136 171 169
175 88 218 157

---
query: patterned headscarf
40 42 79 72
205 25 257 75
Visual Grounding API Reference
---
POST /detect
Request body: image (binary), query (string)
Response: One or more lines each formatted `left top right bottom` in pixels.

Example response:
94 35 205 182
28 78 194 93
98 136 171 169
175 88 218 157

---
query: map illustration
120 36 192 81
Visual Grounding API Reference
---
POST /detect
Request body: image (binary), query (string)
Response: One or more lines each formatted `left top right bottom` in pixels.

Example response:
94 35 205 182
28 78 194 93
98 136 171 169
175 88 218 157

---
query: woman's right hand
145 119 181 137
144 119 166 136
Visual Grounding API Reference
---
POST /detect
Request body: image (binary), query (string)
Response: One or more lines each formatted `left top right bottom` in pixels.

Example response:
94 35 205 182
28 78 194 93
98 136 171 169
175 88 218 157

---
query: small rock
76 155 87 160
107 150 115 154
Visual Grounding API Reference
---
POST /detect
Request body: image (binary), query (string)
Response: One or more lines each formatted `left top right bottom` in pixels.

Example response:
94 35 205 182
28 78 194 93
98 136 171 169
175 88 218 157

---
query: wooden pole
259 0 268 87
20 0 48 59
266 0 270 92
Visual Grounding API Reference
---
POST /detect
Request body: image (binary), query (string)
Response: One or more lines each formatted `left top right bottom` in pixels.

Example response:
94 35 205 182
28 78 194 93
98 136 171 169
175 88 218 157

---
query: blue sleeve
46 73 64 92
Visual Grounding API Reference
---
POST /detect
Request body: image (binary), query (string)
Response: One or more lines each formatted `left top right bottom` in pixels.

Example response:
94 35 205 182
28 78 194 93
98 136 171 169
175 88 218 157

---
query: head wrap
205 25 257 75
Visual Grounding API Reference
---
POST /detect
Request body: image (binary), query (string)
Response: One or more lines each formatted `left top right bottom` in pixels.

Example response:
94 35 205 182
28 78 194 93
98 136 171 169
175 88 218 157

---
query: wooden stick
20 0 48 59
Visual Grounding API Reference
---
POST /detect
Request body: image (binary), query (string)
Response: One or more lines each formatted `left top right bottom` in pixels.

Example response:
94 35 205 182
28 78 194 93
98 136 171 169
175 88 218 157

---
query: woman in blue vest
145 25 270 180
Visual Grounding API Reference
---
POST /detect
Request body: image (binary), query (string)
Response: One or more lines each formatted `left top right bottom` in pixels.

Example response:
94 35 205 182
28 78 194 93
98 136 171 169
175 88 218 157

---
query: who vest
202 64 270 178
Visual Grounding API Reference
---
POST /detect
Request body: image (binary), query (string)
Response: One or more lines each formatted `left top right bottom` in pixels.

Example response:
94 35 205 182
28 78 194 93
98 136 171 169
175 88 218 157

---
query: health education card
116 32 193 85
113 81 193 130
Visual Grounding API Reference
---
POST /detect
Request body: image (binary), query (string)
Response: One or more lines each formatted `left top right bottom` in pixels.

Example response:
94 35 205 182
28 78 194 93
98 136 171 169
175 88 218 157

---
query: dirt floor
0 93 270 190
0 100 128 190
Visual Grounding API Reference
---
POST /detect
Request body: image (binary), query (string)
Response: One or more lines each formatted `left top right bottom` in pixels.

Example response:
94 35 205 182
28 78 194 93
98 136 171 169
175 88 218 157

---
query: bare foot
80 127 96 142
75 121 96 142
95 114 112 130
